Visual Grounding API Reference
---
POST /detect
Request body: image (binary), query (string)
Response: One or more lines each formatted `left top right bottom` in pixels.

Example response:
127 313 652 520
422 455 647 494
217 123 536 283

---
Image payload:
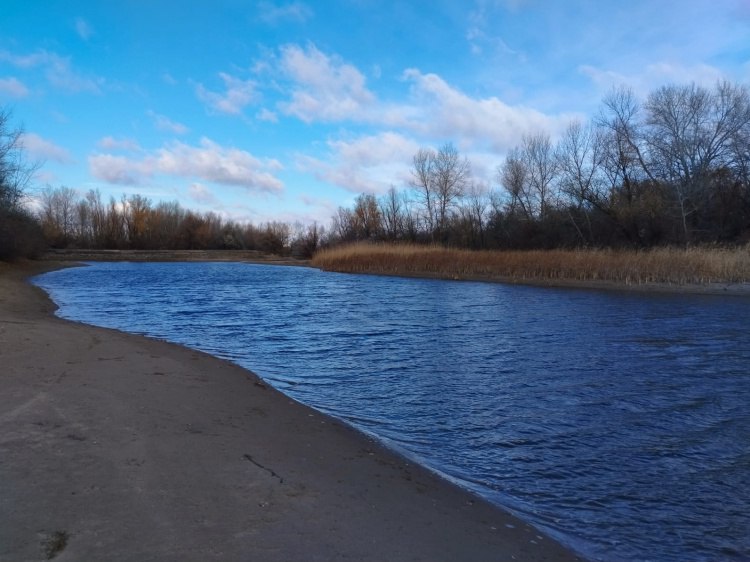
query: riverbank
41 248 310 266
312 243 750 296
0 260 581 561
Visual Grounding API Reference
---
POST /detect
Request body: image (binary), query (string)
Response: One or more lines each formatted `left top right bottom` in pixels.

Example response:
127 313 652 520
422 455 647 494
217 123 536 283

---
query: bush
0 208 46 261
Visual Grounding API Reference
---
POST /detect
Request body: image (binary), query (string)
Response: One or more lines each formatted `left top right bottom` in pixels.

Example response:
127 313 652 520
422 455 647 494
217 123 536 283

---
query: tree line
36 186 322 258
331 81 750 249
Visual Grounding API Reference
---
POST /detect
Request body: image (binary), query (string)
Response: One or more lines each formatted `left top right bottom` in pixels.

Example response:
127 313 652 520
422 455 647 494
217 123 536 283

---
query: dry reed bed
311 243 750 285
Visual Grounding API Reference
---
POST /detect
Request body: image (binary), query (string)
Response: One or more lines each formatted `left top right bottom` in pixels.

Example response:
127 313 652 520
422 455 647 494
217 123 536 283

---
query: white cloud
1 50 54 69
188 182 219 205
89 137 284 193
399 69 572 150
88 153 142 184
278 43 376 123
258 1 313 24
97 136 142 151
297 132 419 194
579 62 728 97
269 43 570 150
0 77 29 98
299 193 327 207
196 73 256 115
256 108 278 122
147 110 189 134
295 197 339 225
20 133 72 163
74 17 94 40
0 49 102 94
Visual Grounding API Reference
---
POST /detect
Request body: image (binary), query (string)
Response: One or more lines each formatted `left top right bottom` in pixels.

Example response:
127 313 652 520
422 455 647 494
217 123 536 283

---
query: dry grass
311 243 750 286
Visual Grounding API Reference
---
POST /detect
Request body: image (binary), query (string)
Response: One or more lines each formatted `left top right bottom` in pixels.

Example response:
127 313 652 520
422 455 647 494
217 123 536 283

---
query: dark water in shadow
34 262 750 561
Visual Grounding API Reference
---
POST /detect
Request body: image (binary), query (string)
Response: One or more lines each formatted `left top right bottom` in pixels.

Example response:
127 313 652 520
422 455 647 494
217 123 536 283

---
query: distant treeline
36 187 322 258
330 81 750 250
2 80 750 261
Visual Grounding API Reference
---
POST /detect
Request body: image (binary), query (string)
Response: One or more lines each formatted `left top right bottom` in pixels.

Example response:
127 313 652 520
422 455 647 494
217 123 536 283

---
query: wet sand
0 261 582 561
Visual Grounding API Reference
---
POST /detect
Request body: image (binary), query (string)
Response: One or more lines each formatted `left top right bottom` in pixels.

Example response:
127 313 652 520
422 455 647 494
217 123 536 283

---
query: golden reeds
311 243 750 286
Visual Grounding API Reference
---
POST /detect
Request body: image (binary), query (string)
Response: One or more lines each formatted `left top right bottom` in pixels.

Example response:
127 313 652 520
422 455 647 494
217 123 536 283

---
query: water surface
34 262 750 561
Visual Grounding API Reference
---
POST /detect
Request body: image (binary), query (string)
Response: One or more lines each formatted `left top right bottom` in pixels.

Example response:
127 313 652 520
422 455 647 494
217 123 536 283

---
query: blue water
33 262 750 561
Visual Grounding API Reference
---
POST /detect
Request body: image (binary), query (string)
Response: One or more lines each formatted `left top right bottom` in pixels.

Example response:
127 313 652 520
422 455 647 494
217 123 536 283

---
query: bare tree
400 191 420 242
556 120 605 244
410 143 470 240
432 142 470 236
0 108 38 212
259 221 291 254
729 120 750 186
331 206 356 242
352 193 382 240
122 193 152 248
498 134 557 221
595 86 662 246
39 186 78 245
105 196 126 247
151 200 184 249
645 81 750 242
498 147 532 219
461 182 490 248
410 147 436 235
521 132 558 221
291 221 322 258
379 186 404 241
84 189 107 247
75 198 91 245
598 86 656 185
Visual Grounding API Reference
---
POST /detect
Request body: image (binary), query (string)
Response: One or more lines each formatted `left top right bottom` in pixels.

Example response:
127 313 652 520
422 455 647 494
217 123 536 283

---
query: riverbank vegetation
312 243 750 285
3 80 750 275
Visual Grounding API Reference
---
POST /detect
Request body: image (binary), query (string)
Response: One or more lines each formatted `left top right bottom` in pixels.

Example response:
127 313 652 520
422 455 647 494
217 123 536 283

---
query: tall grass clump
311 243 750 286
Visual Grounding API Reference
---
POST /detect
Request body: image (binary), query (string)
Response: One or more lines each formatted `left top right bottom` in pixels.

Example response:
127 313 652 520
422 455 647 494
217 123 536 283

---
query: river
33 261 750 561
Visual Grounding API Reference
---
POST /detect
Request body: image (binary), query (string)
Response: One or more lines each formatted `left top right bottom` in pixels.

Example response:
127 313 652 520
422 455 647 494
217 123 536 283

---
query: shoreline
38 248 750 296
334 268 750 297
312 243 750 297
39 248 311 267
1 260 582 561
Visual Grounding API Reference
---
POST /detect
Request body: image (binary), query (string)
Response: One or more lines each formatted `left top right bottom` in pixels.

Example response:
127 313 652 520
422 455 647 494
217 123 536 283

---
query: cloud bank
90 138 284 193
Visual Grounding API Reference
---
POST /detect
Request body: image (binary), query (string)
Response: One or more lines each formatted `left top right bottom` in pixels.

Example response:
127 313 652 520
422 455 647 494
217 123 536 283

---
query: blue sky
2 0 749 226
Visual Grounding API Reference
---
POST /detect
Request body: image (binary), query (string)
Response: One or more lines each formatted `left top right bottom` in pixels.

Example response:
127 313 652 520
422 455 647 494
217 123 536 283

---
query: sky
1 1 749 226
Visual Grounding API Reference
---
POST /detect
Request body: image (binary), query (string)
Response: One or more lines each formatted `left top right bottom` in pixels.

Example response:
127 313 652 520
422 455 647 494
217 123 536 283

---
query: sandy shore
0 261 582 562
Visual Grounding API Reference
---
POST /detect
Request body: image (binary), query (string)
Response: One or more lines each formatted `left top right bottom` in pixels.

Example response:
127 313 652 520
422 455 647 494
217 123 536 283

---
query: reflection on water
34 262 750 561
